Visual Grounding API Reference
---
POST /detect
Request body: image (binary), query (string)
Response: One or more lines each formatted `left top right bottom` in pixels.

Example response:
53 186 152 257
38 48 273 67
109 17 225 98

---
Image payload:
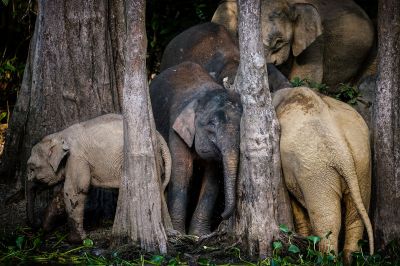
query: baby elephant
273 87 373 261
27 114 171 243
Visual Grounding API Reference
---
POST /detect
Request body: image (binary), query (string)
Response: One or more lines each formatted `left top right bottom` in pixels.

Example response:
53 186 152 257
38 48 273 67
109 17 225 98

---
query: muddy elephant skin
150 62 242 236
272 87 373 261
26 114 171 243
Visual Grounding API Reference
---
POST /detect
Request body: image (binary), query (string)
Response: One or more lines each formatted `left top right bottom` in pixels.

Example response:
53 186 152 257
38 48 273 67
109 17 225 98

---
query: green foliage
290 77 329 94
335 83 361 105
1 226 399 265
290 77 361 105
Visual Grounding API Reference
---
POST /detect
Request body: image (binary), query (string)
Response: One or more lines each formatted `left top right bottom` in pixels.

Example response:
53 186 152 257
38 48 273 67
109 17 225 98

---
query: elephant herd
26 0 376 262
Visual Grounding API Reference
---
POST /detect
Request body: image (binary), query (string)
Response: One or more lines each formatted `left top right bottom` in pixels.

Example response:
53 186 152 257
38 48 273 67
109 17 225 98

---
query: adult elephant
212 0 374 90
273 87 373 262
160 22 291 92
150 61 242 236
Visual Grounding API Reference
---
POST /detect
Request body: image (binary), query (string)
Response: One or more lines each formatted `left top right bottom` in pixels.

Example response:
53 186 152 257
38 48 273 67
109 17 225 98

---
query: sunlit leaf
288 244 300 254
83 238 93 247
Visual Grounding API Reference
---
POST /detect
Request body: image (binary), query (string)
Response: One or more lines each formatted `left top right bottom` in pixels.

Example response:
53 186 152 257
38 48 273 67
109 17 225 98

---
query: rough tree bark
372 0 400 249
0 0 124 225
111 0 168 253
227 0 293 257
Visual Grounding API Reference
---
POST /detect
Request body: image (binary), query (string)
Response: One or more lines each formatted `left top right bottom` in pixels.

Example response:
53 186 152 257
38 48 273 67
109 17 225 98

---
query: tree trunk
111 0 168 253
228 0 292 257
0 0 122 226
372 0 400 250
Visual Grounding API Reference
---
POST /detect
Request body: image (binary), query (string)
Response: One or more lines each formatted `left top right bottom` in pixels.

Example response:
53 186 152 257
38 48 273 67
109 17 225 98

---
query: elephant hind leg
290 198 312 237
299 173 342 255
343 192 366 264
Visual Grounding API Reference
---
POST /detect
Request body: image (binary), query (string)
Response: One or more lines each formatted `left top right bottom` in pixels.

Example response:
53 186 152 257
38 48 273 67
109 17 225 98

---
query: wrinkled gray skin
160 22 292 93
26 114 171 243
150 62 242 236
354 75 376 130
212 0 374 90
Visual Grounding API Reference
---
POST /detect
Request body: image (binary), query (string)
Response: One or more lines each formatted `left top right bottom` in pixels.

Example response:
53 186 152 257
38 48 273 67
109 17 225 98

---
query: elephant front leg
168 136 193 234
63 158 91 243
42 189 67 232
188 163 219 236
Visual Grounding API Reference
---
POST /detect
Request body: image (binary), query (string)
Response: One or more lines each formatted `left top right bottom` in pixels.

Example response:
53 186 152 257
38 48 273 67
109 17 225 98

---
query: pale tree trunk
0 0 122 226
111 0 168 253
372 0 400 249
227 0 292 257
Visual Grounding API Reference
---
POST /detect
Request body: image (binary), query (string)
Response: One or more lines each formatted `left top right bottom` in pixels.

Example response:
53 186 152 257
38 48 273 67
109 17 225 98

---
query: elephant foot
188 221 211 236
343 249 356 266
171 219 186 234
67 218 86 244
67 230 85 244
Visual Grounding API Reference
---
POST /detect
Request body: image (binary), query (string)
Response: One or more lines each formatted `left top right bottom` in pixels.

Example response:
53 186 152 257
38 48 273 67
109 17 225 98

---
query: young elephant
150 62 242 236
27 114 171 243
272 87 373 260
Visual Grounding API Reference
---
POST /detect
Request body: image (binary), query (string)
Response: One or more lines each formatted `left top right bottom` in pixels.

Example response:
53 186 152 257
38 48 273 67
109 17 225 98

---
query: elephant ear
292 3 322 57
48 138 70 172
211 0 238 39
172 100 198 147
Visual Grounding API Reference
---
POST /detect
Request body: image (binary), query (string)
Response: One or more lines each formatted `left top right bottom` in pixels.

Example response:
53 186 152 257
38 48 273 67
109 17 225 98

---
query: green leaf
288 244 300 254
307 235 321 245
150 255 164 265
197 258 211 265
168 258 178 266
279 224 290 233
0 112 7 122
82 238 93 247
33 237 42 248
16 235 25 249
1 0 9 6
273 241 283 250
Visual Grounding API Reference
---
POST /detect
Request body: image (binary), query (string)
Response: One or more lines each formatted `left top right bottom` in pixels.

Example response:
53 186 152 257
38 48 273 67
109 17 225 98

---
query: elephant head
212 0 322 65
173 89 242 219
27 135 70 186
261 0 322 65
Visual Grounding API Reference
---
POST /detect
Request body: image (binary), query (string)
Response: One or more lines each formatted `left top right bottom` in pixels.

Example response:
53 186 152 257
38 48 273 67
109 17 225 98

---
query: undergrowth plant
290 77 361 106
1 226 398 265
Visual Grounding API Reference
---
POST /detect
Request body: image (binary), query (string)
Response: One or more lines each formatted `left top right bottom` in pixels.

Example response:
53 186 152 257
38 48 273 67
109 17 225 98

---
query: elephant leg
42 189 66 232
343 192 365 264
290 198 311 237
63 157 91 243
300 178 342 255
168 134 193 233
188 163 219 236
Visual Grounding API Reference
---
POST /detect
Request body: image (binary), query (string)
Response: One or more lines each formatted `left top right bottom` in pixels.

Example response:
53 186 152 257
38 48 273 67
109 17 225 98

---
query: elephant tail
335 156 374 255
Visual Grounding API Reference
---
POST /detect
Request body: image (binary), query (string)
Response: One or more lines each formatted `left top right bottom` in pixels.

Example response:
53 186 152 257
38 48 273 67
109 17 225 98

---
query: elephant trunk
221 149 239 220
26 180 41 228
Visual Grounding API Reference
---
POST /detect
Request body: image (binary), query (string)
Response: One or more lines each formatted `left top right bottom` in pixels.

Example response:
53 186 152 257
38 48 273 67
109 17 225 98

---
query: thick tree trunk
373 0 400 249
0 0 122 225
227 0 292 257
111 0 168 253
